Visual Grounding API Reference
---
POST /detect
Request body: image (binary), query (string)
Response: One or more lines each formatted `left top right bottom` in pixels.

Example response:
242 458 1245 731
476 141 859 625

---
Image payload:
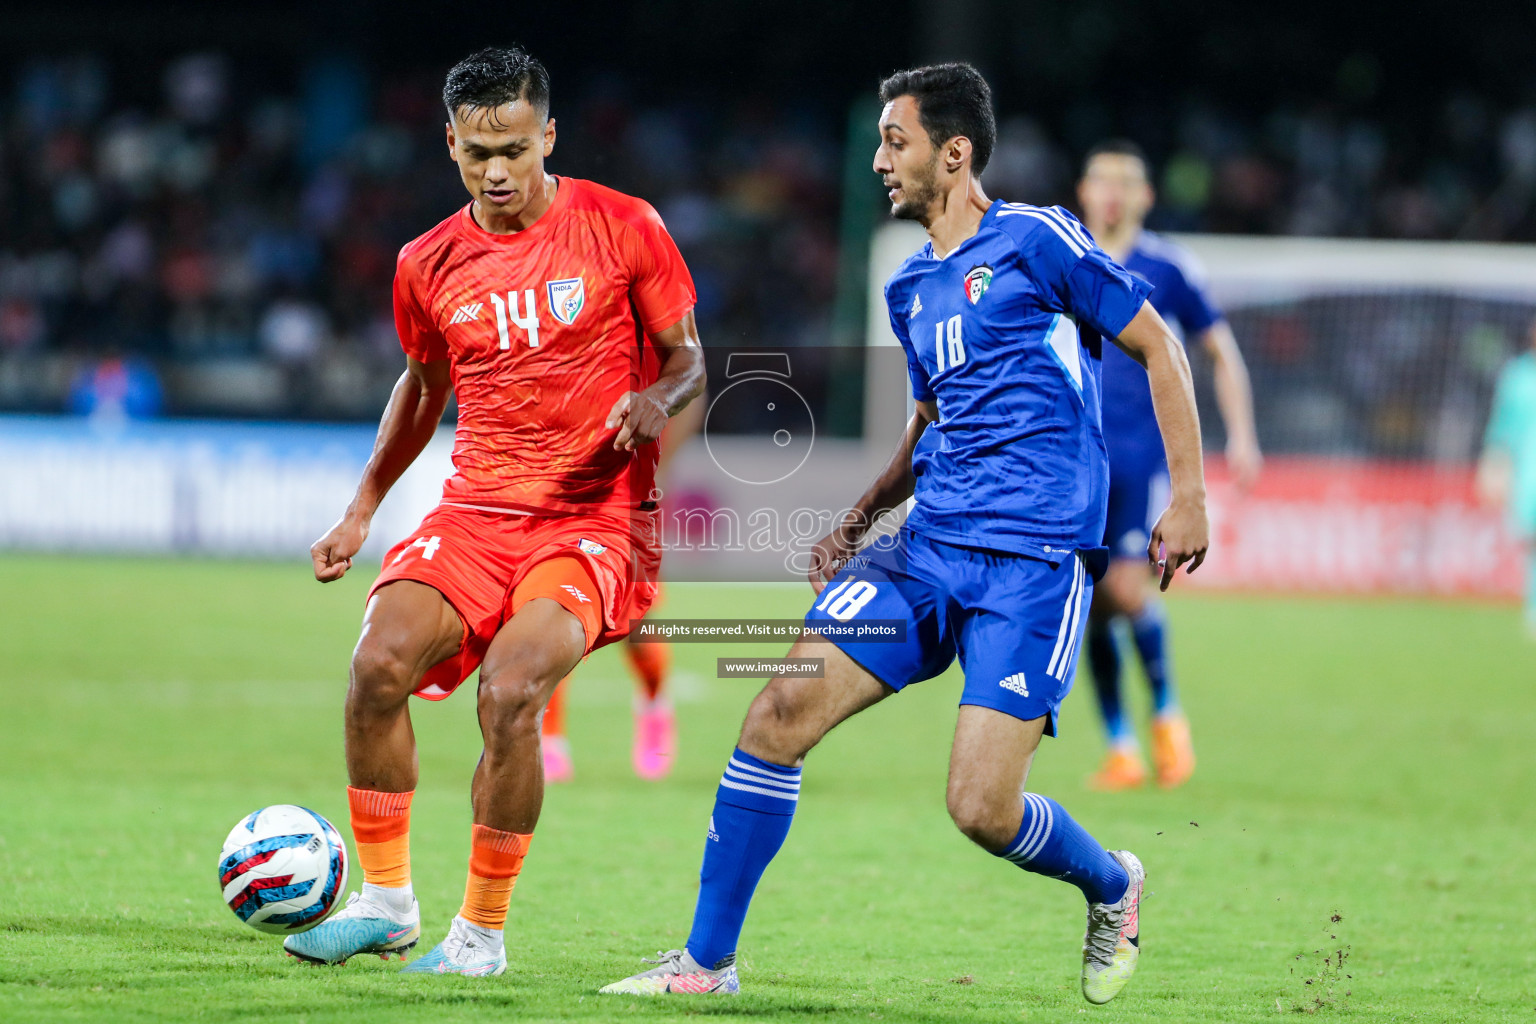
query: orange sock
542 677 568 738
459 825 533 930
626 639 671 702
347 786 412 888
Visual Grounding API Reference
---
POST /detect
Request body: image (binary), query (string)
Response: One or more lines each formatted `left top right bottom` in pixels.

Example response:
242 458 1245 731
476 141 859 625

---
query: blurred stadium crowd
0 55 841 421
4 51 1536 426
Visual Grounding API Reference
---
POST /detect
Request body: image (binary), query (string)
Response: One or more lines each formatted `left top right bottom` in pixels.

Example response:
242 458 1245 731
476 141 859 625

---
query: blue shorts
1103 455 1170 561
802 529 1093 736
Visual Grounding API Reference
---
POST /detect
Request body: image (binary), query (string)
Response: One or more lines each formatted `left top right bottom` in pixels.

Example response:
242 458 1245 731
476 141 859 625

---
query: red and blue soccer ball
219 805 348 934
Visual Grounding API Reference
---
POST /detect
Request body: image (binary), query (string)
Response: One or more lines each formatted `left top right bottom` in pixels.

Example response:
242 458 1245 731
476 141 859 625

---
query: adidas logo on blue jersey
998 672 1029 697
909 292 922 317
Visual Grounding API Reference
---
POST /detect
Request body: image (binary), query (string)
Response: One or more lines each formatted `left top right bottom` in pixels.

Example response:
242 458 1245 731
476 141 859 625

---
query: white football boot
1081 850 1144 1004
600 949 739 994
400 916 507 977
283 887 420 965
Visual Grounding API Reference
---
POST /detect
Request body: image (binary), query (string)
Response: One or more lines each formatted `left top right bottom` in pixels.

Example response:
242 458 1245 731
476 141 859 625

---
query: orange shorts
369 504 661 700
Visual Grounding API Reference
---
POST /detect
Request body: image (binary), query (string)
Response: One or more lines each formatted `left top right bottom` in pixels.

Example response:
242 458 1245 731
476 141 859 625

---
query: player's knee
348 642 417 708
1106 567 1146 616
945 784 1016 852
476 669 545 738
738 691 792 753
1089 586 1120 622
739 681 817 761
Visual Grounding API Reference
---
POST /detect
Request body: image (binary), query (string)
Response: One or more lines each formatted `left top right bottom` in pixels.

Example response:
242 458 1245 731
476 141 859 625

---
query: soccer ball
218 805 348 934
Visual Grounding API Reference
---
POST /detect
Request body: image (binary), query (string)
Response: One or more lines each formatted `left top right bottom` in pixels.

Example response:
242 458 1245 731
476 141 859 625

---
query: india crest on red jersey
547 277 585 325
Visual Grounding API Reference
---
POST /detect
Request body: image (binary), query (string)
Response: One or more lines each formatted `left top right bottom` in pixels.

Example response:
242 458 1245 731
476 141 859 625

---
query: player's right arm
1199 321 1263 492
310 357 452 582
1164 248 1261 492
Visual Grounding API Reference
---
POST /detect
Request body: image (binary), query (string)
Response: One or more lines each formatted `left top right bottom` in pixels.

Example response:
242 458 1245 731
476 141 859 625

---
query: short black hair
878 62 996 176
1083 138 1149 176
443 45 550 120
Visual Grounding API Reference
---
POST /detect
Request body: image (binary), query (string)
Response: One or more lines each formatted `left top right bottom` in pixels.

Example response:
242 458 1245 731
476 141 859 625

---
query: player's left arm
1198 320 1263 492
606 310 706 451
1113 303 1210 590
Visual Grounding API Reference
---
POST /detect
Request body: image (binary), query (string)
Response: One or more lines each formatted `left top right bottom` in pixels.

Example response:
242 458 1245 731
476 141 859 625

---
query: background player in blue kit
1076 140 1263 791
602 65 1209 1006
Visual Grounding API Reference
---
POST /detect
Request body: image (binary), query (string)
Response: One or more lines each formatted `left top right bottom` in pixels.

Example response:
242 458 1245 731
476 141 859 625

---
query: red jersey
392 176 696 514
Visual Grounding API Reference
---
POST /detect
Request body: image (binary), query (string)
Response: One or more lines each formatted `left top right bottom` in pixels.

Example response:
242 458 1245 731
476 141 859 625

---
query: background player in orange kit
283 46 705 977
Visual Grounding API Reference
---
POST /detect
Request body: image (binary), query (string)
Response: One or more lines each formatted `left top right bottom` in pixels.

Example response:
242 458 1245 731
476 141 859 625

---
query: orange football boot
1151 712 1195 788
1089 747 1148 791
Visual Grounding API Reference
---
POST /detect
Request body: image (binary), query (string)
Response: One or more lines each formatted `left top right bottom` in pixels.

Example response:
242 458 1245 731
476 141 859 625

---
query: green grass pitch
2 554 1533 1022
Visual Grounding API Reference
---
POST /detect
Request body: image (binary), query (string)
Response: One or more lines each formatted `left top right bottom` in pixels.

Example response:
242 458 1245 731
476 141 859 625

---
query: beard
891 154 942 222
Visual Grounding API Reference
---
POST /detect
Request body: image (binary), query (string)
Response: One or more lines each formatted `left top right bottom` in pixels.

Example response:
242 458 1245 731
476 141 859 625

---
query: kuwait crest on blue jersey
964 264 993 304
547 278 585 325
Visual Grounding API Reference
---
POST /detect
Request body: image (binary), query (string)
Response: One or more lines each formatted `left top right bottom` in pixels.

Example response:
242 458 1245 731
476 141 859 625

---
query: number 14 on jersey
490 290 540 349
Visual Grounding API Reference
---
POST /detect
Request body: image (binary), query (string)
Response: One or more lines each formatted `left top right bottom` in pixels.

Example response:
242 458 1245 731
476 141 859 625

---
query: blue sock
685 748 801 969
1000 793 1129 905
1087 621 1134 745
1130 603 1178 715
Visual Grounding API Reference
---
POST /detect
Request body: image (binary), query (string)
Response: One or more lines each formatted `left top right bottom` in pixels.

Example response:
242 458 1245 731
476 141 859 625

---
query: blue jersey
1100 231 1222 468
885 201 1152 562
